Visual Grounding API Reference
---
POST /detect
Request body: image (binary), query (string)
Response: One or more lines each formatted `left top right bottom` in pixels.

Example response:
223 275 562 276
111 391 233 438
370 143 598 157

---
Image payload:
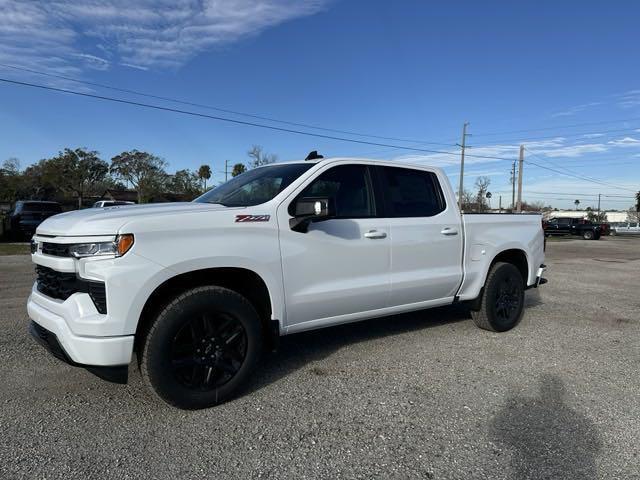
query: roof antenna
305 150 324 161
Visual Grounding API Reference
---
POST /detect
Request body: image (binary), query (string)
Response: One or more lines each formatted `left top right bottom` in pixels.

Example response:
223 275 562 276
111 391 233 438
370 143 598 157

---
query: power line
522 147 637 192
525 190 635 198
521 195 633 204
0 62 455 147
472 116 640 137
0 76 523 162
468 126 640 147
2 73 637 196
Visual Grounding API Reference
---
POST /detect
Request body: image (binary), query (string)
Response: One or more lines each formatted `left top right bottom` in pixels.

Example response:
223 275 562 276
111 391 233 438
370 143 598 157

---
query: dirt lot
1 237 639 479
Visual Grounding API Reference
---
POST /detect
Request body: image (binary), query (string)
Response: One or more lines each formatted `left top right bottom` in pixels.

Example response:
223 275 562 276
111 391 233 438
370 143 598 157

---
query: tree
247 145 277 169
1 157 20 175
520 201 546 212
457 189 475 211
110 150 168 203
586 210 608 223
231 163 246 177
197 164 211 190
0 158 22 202
626 198 640 224
20 159 58 200
49 148 109 208
574 199 580 210
474 176 491 212
168 169 202 199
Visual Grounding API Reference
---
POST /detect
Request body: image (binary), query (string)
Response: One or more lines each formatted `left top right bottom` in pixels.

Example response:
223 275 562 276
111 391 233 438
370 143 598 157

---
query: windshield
195 163 314 207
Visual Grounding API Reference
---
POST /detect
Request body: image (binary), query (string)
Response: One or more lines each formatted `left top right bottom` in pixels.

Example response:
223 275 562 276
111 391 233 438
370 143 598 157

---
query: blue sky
0 0 639 210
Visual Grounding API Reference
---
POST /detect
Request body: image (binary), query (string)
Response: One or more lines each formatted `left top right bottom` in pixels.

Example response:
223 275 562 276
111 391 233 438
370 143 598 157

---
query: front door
277 163 390 330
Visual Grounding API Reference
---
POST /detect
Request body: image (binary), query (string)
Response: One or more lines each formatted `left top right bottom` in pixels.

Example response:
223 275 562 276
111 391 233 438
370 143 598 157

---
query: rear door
377 166 464 307
278 163 391 329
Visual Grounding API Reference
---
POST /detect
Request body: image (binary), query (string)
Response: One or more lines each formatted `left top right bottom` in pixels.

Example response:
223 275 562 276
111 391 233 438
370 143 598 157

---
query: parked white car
28 157 546 409
612 223 640 235
92 200 135 208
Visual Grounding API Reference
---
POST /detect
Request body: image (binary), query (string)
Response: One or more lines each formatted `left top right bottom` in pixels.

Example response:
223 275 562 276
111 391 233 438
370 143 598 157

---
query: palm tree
197 164 212 190
574 199 580 210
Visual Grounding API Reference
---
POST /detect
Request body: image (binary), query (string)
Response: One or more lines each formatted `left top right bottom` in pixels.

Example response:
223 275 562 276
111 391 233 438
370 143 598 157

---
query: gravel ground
1 236 639 479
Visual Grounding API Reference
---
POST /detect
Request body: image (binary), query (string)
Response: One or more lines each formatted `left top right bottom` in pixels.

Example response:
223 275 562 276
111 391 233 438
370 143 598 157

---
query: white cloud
120 62 149 71
392 134 640 173
0 0 327 82
394 138 567 168
539 143 609 158
617 89 640 108
607 137 640 147
582 133 604 138
73 53 110 70
551 102 602 118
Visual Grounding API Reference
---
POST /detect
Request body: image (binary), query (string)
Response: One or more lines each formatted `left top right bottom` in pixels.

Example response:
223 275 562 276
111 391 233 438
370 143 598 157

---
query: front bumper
27 287 134 366
29 320 129 383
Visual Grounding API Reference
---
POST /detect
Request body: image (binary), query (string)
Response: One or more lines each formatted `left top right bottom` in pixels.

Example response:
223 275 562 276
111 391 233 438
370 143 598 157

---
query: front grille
35 265 107 313
36 265 78 300
88 283 107 314
42 242 71 257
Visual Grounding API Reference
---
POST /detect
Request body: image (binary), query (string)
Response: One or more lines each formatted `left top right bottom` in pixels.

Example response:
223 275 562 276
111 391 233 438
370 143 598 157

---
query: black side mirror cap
289 197 335 233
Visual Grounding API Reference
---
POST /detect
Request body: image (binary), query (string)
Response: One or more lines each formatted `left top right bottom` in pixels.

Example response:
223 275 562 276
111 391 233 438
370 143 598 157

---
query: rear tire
471 262 525 332
583 230 594 240
139 286 263 409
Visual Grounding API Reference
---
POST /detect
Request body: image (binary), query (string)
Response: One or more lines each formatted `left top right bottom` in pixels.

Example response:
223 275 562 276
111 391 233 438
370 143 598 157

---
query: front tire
471 262 525 332
139 286 263 409
583 230 594 240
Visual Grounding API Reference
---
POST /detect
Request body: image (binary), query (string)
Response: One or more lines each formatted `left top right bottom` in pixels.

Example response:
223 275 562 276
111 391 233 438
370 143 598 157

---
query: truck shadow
489 374 601 480
244 303 471 395
246 289 544 396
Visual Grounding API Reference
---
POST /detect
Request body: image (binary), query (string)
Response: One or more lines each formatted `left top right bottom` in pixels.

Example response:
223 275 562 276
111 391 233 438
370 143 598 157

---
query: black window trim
375 165 447 219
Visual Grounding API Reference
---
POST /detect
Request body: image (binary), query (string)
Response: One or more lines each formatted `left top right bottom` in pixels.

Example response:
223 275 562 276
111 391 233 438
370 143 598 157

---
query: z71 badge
235 215 271 223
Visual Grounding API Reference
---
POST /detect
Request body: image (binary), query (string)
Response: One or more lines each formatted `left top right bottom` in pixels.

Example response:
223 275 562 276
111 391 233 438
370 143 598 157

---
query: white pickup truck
28 157 546 409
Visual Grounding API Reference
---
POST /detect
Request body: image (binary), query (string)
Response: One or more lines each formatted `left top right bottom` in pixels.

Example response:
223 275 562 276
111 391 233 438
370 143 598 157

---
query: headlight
69 234 134 258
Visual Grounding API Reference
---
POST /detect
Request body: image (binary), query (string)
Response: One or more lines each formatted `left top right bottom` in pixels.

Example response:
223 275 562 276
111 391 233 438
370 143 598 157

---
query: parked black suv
4 201 63 241
543 217 601 240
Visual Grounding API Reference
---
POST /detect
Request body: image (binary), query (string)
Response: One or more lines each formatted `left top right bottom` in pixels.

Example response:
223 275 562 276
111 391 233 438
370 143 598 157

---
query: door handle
440 227 458 236
364 230 387 239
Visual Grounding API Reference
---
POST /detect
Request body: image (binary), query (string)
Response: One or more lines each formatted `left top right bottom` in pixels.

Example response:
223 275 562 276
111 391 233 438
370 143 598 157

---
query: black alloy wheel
171 313 248 390
471 262 525 332
494 275 521 325
140 286 263 409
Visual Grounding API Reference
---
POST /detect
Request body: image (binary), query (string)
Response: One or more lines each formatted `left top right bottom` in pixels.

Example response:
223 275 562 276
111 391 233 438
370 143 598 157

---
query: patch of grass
0 243 30 255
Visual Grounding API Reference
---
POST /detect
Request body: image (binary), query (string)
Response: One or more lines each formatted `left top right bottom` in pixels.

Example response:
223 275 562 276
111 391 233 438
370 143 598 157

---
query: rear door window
378 166 445 217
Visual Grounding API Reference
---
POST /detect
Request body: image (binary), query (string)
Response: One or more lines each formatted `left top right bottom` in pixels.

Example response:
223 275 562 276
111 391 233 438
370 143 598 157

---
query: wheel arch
489 248 529 285
468 247 530 310
134 267 279 353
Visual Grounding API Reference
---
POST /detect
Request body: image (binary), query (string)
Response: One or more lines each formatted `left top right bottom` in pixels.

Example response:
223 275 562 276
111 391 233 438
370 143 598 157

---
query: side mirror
289 197 335 233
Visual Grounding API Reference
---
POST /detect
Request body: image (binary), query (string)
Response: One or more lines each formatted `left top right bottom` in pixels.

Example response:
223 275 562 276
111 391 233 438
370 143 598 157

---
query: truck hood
37 202 227 236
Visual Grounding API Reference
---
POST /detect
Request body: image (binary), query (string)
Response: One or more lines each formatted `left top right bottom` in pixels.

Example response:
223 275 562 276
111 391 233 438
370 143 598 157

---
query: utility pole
225 160 229 182
510 161 516 211
516 145 524 212
458 122 471 210
597 193 601 216
499 195 502 213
